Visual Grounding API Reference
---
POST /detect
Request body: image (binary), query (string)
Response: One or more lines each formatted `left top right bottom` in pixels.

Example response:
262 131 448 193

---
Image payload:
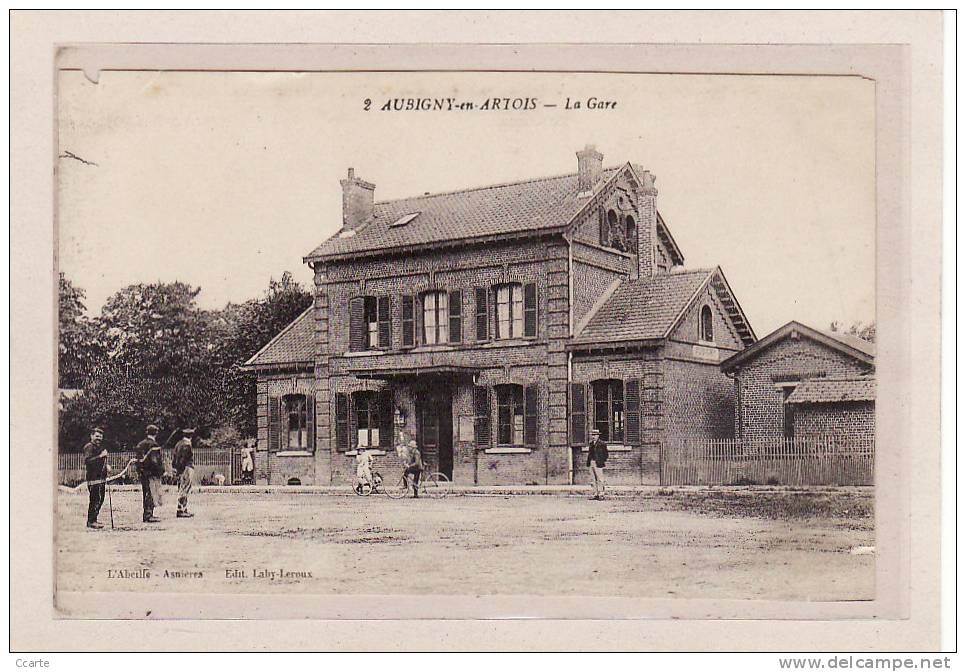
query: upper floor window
625 215 637 252
349 295 390 351
422 290 449 345
700 305 714 343
494 282 537 339
592 379 624 443
284 393 308 449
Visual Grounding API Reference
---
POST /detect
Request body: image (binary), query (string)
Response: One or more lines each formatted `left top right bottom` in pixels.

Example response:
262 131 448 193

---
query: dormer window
700 305 714 343
389 212 419 228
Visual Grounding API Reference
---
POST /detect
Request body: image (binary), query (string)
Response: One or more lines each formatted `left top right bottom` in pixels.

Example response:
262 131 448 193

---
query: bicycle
384 470 450 499
354 471 385 496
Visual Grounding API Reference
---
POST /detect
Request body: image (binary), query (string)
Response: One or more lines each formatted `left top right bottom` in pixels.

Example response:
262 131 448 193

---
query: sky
57 70 875 336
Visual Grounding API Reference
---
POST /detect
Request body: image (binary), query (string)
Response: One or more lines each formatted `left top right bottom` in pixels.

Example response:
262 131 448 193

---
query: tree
58 273 101 388
829 320 876 343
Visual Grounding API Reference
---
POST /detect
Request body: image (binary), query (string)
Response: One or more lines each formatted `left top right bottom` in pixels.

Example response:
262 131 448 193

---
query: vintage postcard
10 13 945 651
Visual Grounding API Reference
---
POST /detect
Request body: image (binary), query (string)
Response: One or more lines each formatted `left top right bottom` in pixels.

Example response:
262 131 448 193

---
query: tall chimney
340 167 375 231
636 168 658 278
576 145 603 196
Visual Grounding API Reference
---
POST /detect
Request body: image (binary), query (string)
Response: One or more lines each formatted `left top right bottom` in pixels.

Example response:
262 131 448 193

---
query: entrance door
416 383 453 480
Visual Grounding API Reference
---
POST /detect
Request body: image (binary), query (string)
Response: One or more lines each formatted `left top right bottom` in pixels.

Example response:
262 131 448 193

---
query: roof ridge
373 165 623 206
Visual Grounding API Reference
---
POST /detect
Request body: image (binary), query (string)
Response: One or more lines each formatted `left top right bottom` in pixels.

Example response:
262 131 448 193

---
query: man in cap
172 428 195 518
586 428 609 500
82 427 109 528
134 424 165 523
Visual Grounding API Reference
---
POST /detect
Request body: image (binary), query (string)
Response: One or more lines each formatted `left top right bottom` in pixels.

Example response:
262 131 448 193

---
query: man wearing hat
172 428 195 518
586 428 609 500
82 427 109 528
134 424 165 523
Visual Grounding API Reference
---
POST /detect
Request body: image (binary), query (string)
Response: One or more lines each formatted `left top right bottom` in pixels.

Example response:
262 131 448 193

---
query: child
355 447 374 493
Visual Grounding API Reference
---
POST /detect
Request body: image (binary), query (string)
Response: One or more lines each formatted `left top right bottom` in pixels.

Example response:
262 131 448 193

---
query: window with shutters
569 383 587 446
350 295 391 351
494 283 528 339
283 394 308 449
591 379 624 443
495 384 524 446
422 290 449 345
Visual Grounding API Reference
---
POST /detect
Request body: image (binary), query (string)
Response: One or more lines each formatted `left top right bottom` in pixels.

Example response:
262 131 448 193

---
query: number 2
363 98 371 111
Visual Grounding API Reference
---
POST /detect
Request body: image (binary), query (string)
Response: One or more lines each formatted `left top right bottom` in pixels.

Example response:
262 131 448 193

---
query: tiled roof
785 377 876 404
306 167 623 259
572 268 715 344
243 308 315 368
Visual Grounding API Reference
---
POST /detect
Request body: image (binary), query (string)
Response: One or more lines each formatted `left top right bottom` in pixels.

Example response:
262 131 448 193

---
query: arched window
495 384 524 446
591 379 624 443
283 394 308 449
700 305 714 343
422 290 449 344
625 215 637 251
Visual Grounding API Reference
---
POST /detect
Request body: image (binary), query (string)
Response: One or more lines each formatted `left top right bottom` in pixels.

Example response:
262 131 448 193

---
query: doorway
416 382 453 481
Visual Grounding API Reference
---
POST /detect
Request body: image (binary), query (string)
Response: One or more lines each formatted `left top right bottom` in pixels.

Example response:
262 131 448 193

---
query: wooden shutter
305 393 316 451
378 389 394 449
448 289 462 343
524 282 538 338
268 396 281 452
348 297 366 352
475 287 488 341
625 379 641 446
524 384 539 448
377 296 391 349
474 385 491 449
349 393 359 450
401 295 415 347
569 383 587 446
334 393 349 452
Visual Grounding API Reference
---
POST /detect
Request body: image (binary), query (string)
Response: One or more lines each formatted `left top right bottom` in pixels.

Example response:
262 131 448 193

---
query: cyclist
355 446 375 494
401 439 423 498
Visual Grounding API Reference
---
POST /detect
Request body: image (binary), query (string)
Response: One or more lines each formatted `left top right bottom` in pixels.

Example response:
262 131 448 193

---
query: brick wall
793 401 875 442
256 372 319 485
734 337 874 443
662 358 735 441
571 241 629 327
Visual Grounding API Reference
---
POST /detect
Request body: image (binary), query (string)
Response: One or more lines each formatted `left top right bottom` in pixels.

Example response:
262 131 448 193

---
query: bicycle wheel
421 472 450 499
355 481 373 497
385 473 410 499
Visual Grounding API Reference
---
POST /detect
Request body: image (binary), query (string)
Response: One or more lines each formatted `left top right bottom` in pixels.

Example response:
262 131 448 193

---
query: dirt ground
56 487 874 601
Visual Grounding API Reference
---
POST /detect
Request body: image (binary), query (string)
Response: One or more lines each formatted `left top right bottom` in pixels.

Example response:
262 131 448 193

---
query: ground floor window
353 391 383 448
592 379 624 443
284 394 308 449
495 384 525 446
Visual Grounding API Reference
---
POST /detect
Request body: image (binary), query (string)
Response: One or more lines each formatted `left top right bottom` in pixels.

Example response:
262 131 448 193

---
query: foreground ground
56 487 874 601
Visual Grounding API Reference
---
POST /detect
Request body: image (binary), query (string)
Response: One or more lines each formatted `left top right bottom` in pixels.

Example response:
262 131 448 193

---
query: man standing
172 428 195 518
586 428 609 500
134 424 164 523
83 427 109 529
402 439 423 498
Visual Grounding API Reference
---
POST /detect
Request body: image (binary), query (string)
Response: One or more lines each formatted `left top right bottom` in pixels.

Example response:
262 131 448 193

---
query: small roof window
389 212 420 228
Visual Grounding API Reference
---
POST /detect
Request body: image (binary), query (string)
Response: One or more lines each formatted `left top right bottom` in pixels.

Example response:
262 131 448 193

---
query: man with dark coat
172 428 195 518
134 424 165 522
83 427 109 528
586 428 609 500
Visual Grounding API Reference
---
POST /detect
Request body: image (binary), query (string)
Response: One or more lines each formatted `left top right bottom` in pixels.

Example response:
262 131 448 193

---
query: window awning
351 364 481 381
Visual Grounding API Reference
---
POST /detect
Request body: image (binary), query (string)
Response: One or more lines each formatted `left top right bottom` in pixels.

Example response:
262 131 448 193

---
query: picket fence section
58 448 236 487
660 437 874 486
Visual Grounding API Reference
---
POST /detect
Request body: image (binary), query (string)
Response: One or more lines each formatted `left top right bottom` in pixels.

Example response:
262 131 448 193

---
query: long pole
107 479 115 529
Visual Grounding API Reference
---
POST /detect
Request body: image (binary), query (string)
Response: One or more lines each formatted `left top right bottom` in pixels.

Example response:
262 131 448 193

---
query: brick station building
244 146 757 485
720 321 876 448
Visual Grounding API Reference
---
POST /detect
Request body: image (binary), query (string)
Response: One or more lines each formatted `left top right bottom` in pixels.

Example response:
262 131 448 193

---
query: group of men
82 424 196 529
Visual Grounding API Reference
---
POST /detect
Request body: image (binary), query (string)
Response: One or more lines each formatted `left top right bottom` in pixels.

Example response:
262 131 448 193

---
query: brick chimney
636 168 659 278
340 168 375 231
576 145 603 196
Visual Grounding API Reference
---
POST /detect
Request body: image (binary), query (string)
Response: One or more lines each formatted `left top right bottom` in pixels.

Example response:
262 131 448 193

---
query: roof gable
571 266 755 349
720 321 875 372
